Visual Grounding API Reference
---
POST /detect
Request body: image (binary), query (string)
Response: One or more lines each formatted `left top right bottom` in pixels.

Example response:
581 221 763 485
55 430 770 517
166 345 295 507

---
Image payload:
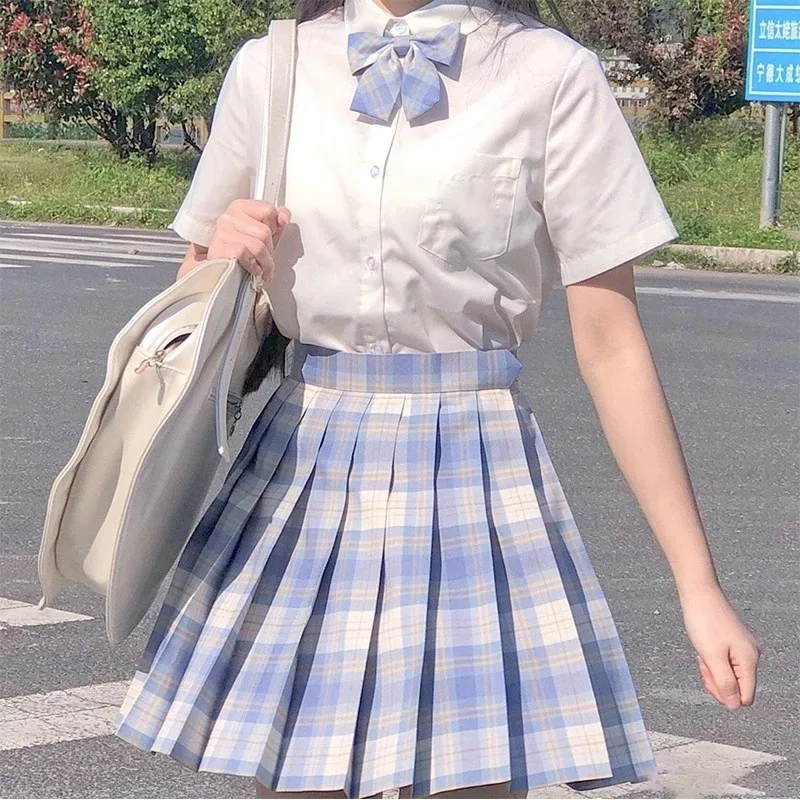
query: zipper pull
134 347 167 374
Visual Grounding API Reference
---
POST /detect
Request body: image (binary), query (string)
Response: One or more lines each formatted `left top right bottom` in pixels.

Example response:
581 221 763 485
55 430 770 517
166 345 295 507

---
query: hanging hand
681 584 761 709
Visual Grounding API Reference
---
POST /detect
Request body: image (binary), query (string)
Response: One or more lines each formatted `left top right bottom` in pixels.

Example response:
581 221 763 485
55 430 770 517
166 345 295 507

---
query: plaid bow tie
347 22 463 123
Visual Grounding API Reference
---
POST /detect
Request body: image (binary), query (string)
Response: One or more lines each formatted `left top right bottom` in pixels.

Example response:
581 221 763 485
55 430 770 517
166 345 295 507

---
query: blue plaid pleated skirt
115 345 657 798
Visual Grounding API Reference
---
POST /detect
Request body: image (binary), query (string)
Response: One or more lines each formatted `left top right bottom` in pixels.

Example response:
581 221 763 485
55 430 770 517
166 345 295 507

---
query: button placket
356 116 399 353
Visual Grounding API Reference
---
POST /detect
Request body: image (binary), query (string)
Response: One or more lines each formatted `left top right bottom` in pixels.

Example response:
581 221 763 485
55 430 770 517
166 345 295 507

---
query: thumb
702 652 741 709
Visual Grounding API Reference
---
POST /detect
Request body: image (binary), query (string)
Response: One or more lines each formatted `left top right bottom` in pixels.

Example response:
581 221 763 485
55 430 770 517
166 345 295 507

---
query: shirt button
366 255 376 270
370 165 380 178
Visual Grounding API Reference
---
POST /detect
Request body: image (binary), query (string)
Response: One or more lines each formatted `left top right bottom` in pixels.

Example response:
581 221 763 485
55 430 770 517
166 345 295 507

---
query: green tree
160 0 293 147
1 0 131 149
549 0 748 127
83 0 291 159
2 0 291 159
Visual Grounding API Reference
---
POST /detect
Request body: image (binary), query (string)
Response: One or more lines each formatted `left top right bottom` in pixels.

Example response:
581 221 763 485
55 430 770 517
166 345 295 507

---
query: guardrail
1 91 46 138
0 94 209 146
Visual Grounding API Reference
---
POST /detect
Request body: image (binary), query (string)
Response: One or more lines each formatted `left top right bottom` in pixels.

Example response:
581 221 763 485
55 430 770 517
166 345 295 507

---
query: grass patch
638 117 800 251
775 251 800 274
0 140 194 228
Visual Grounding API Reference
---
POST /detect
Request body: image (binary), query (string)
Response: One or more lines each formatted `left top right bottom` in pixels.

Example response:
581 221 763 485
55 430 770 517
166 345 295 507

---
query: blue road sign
745 0 800 102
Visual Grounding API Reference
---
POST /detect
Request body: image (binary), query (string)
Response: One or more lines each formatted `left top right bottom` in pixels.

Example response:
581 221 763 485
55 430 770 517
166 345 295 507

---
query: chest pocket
417 152 522 267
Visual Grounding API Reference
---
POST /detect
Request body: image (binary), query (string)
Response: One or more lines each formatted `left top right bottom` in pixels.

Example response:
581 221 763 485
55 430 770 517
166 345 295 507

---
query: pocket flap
444 152 522 180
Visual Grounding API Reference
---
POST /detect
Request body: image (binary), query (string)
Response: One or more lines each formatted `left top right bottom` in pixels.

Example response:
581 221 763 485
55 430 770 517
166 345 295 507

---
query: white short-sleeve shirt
170 0 678 354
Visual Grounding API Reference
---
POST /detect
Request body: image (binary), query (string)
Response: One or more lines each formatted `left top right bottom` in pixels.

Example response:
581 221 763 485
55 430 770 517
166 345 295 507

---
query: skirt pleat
476 389 612 789
275 392 407 792
118 380 338 757
419 389 512 795
115 345 656 798
352 392 440 797
200 388 371 777
511 392 657 789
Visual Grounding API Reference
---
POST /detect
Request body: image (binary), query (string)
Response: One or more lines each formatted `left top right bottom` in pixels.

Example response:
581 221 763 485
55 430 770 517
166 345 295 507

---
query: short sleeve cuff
559 216 679 285
168 209 218 248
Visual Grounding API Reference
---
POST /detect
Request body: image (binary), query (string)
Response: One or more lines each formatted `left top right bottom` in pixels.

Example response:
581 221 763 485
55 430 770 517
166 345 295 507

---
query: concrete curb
665 243 798 268
5 198 172 215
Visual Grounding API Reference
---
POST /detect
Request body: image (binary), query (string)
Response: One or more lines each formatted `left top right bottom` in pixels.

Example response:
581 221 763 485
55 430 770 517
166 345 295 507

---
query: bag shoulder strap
254 18 297 205
214 18 297 462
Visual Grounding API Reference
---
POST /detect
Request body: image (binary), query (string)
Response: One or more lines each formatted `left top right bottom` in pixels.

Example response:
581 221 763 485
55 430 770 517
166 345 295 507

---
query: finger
237 234 275 278
226 240 261 276
227 213 275 251
705 652 741 709
731 646 760 706
234 199 282 232
697 657 726 705
276 205 292 228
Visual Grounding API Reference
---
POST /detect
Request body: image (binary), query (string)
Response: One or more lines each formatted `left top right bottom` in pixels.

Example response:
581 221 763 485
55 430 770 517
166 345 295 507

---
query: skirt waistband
288 343 523 393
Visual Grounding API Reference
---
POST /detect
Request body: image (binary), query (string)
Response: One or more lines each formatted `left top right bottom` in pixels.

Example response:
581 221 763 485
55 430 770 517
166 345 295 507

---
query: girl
114 0 761 796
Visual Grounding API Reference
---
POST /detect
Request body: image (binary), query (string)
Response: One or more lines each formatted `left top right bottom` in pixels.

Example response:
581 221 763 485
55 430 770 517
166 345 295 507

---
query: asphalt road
0 220 798 799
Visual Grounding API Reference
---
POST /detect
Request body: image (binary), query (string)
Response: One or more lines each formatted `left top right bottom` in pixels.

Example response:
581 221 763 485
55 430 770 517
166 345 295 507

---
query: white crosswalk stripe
528 734 784 798
0 596 92 629
0 593 787 795
0 587 786 800
636 286 800 304
0 681 128 751
0 224 186 270
0 675 785 797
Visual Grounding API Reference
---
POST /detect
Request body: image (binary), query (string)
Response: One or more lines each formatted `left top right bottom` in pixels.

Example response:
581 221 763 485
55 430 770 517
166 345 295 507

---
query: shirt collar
343 0 497 37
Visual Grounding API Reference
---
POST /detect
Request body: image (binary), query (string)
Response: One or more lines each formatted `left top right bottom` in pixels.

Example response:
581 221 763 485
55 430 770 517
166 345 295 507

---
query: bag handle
214 18 297 462
254 18 297 206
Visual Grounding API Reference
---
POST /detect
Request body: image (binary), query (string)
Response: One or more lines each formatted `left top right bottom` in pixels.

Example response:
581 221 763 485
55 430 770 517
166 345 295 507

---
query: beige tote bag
37 18 297 647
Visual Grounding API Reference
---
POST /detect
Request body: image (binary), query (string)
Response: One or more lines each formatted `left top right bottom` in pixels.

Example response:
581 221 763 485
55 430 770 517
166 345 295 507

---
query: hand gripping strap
214 18 297 461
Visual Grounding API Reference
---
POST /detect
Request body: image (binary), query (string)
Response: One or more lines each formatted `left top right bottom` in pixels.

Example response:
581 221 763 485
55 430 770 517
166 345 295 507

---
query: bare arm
567 261 718 594
566 260 760 708
176 242 209 280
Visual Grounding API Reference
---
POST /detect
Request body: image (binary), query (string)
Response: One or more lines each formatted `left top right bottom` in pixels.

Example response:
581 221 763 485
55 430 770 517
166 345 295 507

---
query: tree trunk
789 105 799 136
115 112 128 153
131 114 143 151
181 120 203 154
85 106 132 158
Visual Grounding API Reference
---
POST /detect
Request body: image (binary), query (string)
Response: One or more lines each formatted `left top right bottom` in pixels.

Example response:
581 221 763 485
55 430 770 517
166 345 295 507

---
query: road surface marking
0 233 186 253
0 242 184 263
636 286 799 304
0 229 182 246
0 596 92 629
0 229 186 271
0 254 163 269
528 731 785 798
0 679 785 797
0 681 129 751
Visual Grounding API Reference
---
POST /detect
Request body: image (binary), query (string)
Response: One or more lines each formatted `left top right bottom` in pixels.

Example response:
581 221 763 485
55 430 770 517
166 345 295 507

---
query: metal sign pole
777 102 786 219
760 103 784 228
745 0 799 229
